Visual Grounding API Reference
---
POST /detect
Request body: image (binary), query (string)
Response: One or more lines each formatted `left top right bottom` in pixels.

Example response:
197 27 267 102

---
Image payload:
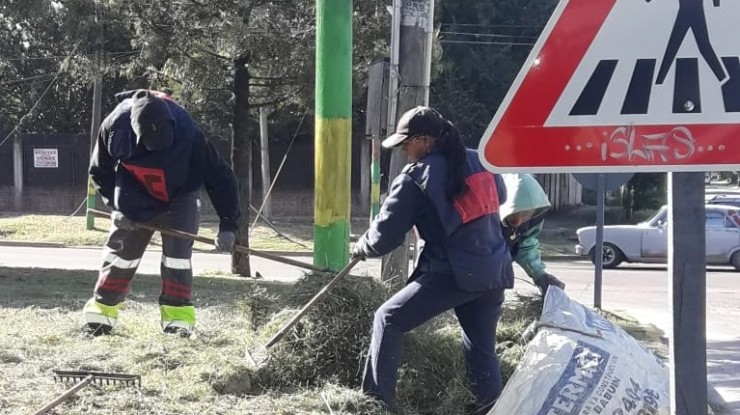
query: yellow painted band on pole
314 117 352 227
371 183 380 203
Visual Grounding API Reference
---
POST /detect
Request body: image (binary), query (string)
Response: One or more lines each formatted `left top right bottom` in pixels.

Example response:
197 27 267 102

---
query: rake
30 370 141 415
88 208 328 274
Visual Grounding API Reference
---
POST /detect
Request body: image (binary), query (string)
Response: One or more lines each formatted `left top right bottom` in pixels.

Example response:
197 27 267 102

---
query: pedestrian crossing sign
478 0 740 173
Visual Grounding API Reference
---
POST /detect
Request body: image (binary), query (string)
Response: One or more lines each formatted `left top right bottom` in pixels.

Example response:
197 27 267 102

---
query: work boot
82 322 113 336
163 326 193 338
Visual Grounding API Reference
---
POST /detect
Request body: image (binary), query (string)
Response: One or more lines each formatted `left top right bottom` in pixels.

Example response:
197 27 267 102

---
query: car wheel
731 251 740 271
589 243 624 269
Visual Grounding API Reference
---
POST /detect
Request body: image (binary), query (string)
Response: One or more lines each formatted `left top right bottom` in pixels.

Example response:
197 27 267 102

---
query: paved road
0 246 738 413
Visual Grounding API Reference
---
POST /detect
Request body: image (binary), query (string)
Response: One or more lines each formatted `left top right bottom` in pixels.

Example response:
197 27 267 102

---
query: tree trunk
231 54 252 277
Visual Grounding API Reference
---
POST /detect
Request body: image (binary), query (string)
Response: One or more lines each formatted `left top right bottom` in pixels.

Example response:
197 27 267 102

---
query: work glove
535 273 566 297
215 231 236 253
350 245 366 261
111 211 136 231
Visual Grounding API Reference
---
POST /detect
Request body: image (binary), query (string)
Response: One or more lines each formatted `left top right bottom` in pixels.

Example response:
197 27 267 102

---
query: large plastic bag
489 287 669 415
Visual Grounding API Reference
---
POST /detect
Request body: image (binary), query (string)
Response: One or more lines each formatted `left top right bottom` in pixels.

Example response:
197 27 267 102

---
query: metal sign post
668 172 708 415
594 173 605 309
572 173 632 309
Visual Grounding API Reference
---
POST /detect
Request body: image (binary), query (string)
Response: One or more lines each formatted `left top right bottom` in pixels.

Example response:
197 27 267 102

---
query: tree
432 0 558 144
0 0 148 137
1 0 391 277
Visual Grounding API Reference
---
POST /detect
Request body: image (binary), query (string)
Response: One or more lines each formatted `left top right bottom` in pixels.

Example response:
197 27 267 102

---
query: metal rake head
53 370 141 387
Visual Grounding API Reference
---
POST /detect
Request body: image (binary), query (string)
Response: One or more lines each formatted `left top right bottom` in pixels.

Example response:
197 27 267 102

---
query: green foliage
626 173 667 212
1 0 563 149
432 0 559 144
1 0 389 145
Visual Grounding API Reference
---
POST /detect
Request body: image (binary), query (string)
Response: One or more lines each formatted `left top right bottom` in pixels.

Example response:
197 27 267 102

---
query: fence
0 132 372 218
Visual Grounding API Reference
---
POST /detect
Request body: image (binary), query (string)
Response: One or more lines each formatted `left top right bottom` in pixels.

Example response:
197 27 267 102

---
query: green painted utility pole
314 0 352 271
371 138 381 220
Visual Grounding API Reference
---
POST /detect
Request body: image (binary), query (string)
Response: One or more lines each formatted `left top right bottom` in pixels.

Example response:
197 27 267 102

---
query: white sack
489 287 669 415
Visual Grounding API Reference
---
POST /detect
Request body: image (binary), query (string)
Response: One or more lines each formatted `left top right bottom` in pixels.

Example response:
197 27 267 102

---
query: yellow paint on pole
314 117 352 227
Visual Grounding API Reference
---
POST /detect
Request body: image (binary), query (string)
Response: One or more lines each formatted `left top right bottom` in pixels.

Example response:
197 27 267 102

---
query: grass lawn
0 266 543 415
0 212 587 259
0 260 677 415
0 214 314 252
1 209 722 414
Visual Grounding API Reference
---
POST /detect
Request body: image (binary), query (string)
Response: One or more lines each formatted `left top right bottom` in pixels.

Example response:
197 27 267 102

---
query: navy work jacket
356 149 514 291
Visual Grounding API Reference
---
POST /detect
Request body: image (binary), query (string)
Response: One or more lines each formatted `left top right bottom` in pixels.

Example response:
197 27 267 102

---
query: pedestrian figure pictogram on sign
654 0 726 85
478 0 740 173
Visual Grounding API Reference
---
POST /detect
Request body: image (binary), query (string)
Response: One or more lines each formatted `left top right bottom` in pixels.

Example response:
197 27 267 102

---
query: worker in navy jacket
83 89 240 337
353 106 514 415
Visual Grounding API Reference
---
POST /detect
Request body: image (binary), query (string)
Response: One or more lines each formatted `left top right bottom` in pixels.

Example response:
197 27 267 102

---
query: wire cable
439 31 538 40
0 43 80 151
249 109 308 235
439 39 535 46
64 198 88 220
440 22 541 29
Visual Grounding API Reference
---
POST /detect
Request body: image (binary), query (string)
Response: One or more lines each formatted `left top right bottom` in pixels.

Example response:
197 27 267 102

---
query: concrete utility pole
381 0 435 283
259 107 272 220
314 0 353 271
371 139 381 220
86 76 102 230
86 5 104 229
364 59 390 223
12 136 23 211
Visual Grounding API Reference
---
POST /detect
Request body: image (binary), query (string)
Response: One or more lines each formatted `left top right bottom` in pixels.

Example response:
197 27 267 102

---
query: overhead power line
440 22 542 29
2 50 142 62
439 31 538 40
439 39 535 46
0 44 80 151
0 74 55 87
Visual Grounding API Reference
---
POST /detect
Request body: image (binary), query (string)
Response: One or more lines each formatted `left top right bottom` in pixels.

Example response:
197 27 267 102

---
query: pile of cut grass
0 266 541 415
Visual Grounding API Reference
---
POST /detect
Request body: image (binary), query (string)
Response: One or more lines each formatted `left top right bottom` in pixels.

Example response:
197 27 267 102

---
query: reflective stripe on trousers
86 193 200 326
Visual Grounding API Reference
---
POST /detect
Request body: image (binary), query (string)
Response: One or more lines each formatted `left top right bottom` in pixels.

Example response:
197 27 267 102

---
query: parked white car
575 204 740 270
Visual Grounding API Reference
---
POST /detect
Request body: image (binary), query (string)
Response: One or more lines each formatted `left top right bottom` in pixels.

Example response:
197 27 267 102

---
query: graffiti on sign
601 125 699 163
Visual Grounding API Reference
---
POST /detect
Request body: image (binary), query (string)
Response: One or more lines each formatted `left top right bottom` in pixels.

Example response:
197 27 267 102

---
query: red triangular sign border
478 0 740 173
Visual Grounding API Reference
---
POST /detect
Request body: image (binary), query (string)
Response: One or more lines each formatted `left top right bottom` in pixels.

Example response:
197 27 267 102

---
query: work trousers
361 270 506 410
93 194 200 310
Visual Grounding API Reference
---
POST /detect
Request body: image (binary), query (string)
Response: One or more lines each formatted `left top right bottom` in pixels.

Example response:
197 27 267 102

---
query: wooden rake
88 208 329 274
31 370 141 415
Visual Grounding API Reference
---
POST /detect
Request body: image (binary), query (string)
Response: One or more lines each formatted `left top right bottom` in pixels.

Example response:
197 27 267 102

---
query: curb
0 240 64 248
0 240 316 257
0 240 573 261
541 254 585 262
0 239 580 261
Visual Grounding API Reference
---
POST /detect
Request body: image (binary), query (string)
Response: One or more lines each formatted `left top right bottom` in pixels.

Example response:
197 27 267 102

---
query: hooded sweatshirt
499 173 551 281
89 90 240 231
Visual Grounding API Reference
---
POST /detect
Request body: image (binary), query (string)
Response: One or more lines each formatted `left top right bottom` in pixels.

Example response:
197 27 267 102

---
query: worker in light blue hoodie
499 173 565 296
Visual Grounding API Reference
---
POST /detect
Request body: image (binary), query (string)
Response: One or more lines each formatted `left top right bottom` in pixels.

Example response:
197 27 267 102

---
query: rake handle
264 256 362 349
88 209 328 274
31 374 94 415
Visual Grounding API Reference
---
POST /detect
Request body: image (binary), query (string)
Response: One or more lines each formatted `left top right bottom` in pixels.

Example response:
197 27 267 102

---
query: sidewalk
624 309 739 415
